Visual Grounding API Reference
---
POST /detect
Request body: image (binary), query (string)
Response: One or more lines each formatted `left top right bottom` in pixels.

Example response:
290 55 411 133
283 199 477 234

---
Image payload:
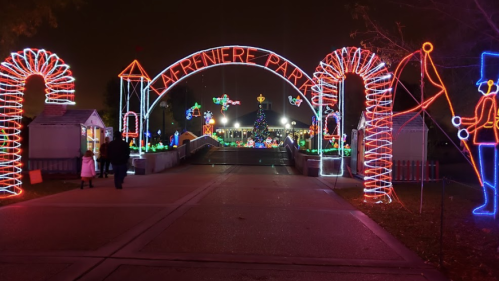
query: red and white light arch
313 47 393 203
0 48 75 197
145 46 317 117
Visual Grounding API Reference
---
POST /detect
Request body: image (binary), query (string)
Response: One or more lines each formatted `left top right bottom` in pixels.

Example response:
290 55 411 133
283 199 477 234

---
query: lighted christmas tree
253 104 269 143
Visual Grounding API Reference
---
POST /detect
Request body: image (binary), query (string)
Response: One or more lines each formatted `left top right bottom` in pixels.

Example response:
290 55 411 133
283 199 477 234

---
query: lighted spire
119 60 151 82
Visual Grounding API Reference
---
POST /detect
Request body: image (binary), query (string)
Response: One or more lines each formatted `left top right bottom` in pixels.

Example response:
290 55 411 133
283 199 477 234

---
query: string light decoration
203 124 213 136
257 94 265 104
118 60 151 154
122 111 139 138
389 43 499 215
324 111 341 140
312 47 393 203
453 79 499 216
170 131 179 147
213 94 240 116
253 104 269 143
129 45 401 202
144 46 317 118
309 116 318 136
186 102 201 120
203 111 213 124
288 95 303 107
0 48 75 198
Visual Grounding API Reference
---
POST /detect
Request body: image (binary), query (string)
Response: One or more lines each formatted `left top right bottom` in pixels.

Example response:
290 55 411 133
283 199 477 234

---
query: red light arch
145 46 317 117
313 47 393 202
0 48 75 197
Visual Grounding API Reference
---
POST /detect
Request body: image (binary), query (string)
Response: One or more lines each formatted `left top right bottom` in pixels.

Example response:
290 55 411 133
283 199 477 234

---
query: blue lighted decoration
474 144 498 216
169 131 179 147
185 103 201 120
452 51 499 216
204 111 213 124
476 52 499 86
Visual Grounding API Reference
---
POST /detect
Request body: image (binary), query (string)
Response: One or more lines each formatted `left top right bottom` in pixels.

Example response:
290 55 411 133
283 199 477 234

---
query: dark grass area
335 181 499 281
0 178 80 207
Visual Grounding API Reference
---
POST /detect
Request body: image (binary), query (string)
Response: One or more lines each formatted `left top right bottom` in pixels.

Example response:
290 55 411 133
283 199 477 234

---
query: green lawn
335 181 499 281
0 179 80 207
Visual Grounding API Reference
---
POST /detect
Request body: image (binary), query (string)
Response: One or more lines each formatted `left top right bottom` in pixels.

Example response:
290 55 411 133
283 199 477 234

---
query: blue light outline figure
170 131 179 147
475 144 498 216
186 108 193 120
453 77 499 216
476 52 499 86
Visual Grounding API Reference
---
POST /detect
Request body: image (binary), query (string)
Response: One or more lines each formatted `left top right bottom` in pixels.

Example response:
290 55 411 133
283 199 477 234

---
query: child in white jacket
81 150 96 189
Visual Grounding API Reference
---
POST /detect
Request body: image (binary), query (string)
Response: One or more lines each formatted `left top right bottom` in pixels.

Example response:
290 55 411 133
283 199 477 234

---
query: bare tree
349 0 499 113
0 0 84 57
349 0 498 64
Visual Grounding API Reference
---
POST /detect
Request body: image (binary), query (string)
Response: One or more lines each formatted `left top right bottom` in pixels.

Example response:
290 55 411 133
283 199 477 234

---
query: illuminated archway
145 46 317 117
312 47 393 203
0 49 75 197
122 45 394 202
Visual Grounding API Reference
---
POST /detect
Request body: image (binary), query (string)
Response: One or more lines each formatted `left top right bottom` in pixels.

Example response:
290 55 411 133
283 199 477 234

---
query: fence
27 158 81 174
392 160 439 181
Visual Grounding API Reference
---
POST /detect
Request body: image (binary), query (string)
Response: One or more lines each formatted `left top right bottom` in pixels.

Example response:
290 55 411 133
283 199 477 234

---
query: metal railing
27 157 81 174
190 135 220 153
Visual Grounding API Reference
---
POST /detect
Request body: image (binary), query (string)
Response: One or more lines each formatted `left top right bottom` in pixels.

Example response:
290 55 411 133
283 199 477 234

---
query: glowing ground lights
0 48 75 197
313 47 393 203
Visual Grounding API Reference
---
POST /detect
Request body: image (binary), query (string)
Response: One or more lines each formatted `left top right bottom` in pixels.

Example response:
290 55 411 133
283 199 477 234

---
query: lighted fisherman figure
453 79 499 216
213 94 240 116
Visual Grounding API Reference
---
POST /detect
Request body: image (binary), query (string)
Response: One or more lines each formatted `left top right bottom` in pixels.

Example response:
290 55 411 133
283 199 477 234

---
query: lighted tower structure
118 60 151 155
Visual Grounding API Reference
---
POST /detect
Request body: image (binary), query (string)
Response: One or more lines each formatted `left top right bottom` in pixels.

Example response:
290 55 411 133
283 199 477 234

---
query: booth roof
235 109 310 128
392 112 428 131
29 109 99 126
358 111 428 131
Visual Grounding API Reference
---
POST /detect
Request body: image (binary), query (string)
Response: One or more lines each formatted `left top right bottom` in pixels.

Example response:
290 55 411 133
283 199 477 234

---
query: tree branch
473 0 499 37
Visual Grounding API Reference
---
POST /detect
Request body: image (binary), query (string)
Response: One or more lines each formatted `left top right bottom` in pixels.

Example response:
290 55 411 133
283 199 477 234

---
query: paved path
0 165 446 281
190 147 292 166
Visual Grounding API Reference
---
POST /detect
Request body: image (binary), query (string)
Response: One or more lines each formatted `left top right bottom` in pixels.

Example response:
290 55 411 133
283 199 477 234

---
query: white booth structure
27 104 108 174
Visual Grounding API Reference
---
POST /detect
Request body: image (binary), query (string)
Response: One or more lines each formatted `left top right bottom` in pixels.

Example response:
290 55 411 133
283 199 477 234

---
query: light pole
159 101 168 142
280 117 288 141
235 122 240 142
291 121 296 141
285 123 290 138
221 117 228 140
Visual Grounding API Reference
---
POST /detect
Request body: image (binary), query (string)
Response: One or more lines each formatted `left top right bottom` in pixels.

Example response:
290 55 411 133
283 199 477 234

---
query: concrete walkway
0 165 447 281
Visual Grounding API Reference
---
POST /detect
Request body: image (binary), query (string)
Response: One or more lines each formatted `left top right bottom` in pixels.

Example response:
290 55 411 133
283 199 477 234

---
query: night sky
16 0 392 128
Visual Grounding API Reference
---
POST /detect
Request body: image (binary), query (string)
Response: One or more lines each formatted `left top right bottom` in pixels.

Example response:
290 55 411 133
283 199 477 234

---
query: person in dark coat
108 131 130 189
98 137 110 178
